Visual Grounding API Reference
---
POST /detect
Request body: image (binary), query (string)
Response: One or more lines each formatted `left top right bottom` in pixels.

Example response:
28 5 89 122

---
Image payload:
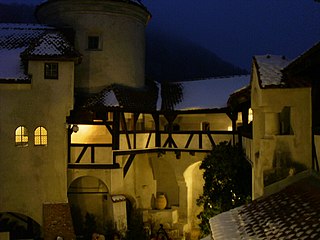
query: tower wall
36 0 150 94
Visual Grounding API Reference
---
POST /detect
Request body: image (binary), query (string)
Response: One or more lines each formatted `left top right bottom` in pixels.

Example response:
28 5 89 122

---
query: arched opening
152 158 179 208
184 161 204 231
67 176 110 238
0 212 41 239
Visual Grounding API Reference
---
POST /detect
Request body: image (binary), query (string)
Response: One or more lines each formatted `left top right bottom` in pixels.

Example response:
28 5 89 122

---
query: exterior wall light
72 124 79 133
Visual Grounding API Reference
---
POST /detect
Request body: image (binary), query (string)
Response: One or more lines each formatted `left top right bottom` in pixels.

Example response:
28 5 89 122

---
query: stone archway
0 212 41 239
68 176 110 236
184 161 204 231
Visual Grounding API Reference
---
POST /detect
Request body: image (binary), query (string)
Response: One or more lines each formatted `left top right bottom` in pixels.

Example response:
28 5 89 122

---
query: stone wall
43 203 75 240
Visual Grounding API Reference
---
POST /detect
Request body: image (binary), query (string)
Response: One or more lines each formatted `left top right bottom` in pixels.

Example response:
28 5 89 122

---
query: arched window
34 127 47 146
15 126 28 147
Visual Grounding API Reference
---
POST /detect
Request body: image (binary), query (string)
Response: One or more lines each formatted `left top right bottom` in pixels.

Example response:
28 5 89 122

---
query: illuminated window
15 126 28 147
248 108 253 122
44 63 58 79
34 126 48 146
88 36 100 50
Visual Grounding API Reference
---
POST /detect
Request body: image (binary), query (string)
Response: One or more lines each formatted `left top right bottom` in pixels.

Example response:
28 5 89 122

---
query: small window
248 108 253 123
15 126 28 147
34 126 48 146
88 36 100 50
201 122 210 131
44 63 58 79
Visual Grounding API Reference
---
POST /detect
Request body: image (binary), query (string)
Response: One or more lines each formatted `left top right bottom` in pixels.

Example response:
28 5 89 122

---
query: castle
0 1 250 239
1 1 319 239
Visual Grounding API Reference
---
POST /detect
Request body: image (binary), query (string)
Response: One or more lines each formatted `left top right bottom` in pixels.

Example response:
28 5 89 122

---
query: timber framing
66 106 240 174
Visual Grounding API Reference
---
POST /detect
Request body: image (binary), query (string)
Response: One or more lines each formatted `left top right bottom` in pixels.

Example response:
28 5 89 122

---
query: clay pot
155 194 167 210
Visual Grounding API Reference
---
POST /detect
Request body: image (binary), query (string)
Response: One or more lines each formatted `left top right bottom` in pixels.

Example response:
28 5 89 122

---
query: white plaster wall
37 0 150 93
0 60 74 224
162 113 233 131
151 156 179 207
70 124 113 164
123 154 157 209
184 162 204 229
251 64 312 199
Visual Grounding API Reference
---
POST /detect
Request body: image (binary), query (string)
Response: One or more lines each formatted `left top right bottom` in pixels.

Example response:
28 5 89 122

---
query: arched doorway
0 212 41 239
184 161 204 230
68 176 110 237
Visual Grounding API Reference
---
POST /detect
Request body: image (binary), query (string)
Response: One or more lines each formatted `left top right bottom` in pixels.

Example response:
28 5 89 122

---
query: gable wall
251 64 312 199
0 60 74 224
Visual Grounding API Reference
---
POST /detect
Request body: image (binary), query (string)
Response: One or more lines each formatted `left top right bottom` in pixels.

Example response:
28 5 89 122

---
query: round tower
36 0 151 94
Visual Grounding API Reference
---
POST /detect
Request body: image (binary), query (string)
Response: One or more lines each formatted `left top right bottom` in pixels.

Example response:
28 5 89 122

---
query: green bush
197 141 252 236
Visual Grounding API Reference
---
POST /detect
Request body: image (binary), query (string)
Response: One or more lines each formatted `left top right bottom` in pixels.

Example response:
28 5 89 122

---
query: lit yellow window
34 126 47 146
15 126 28 147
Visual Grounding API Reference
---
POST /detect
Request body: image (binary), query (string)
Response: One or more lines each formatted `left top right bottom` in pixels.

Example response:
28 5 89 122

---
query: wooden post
113 110 120 150
153 113 161 147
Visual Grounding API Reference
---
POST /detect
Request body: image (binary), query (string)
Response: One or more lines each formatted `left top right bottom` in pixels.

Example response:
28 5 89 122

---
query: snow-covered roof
157 75 250 111
22 32 80 59
254 55 290 88
0 23 80 82
83 83 158 112
0 24 51 81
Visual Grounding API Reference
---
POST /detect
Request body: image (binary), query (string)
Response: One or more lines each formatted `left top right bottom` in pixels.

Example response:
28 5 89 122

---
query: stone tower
36 0 151 94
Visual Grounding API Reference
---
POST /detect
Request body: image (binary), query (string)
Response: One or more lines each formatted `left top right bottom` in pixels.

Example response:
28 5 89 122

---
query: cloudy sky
1 0 320 70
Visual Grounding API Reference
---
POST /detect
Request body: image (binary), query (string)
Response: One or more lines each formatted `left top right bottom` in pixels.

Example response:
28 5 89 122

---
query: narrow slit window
44 63 58 79
15 126 28 147
34 126 48 146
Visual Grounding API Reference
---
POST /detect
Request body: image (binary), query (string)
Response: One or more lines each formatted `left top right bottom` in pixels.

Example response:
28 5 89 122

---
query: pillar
265 112 280 137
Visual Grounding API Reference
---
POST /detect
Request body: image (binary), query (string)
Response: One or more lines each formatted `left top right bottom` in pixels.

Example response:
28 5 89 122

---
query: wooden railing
68 130 237 169
241 136 253 164
119 130 237 151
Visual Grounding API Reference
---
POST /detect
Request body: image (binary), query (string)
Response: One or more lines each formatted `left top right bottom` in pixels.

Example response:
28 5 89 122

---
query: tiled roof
0 24 51 82
83 83 159 112
21 32 80 60
0 23 80 82
210 175 320 240
0 24 52 50
254 55 290 88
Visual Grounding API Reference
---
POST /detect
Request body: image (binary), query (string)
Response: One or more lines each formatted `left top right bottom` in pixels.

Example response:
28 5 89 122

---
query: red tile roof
210 175 320 239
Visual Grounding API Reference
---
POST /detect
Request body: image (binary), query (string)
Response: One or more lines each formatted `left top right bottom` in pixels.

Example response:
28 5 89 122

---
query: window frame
15 126 29 147
44 62 59 80
87 35 102 50
34 126 48 146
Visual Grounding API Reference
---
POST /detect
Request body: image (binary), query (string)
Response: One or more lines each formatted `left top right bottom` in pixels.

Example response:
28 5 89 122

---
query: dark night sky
1 0 320 70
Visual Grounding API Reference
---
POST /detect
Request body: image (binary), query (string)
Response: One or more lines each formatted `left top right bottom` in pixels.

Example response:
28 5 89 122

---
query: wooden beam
67 127 72 163
185 133 194 148
206 133 216 147
68 163 120 169
120 112 131 149
113 111 120 150
134 113 140 149
91 146 95 163
123 154 136 178
75 146 88 163
145 132 152 148
152 113 161 147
